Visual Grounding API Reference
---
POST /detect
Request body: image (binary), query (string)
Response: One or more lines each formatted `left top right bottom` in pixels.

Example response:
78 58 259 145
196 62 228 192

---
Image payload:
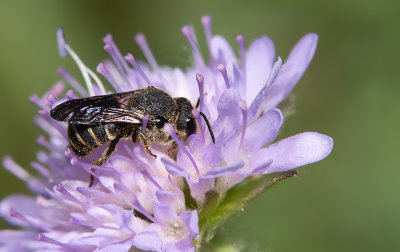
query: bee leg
167 142 178 160
134 130 157 159
89 136 121 187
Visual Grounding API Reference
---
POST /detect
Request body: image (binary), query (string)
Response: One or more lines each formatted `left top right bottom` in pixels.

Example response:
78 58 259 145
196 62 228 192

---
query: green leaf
199 170 297 238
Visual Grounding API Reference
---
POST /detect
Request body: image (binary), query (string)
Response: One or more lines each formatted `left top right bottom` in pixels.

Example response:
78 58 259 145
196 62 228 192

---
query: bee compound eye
155 116 165 129
186 118 197 136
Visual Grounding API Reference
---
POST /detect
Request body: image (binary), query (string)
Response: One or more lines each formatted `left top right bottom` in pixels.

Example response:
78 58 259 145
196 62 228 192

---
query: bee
50 86 215 185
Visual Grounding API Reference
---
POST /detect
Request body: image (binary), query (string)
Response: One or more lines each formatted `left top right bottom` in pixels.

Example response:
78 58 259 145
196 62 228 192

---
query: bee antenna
199 111 215 144
195 97 200 109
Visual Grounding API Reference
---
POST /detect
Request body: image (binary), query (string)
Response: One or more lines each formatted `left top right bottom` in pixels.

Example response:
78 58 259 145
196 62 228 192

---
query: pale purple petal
164 236 195 252
244 108 283 151
201 161 244 179
0 195 64 229
232 63 245 94
179 211 199 239
153 204 178 222
186 135 207 160
245 36 275 104
167 68 196 101
161 158 190 179
187 178 214 200
200 136 224 168
132 231 162 251
2 157 46 195
95 242 133 252
156 190 178 205
0 230 53 250
247 57 282 119
259 132 333 173
264 33 318 109
251 159 273 175
78 228 130 248
215 88 242 132
210 35 236 69
112 208 147 234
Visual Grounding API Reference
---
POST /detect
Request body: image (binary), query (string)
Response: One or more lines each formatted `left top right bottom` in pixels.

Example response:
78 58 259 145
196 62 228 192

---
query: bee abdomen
68 124 115 157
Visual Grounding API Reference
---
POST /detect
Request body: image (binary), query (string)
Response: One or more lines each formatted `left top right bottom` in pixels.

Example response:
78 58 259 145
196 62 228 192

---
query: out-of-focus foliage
0 0 399 251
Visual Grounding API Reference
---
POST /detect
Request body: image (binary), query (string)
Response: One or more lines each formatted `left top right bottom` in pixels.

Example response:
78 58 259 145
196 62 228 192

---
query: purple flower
0 16 333 251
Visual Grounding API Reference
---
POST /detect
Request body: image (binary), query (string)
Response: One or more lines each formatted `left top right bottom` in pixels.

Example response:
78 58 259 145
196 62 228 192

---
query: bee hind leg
89 136 121 187
133 130 157 159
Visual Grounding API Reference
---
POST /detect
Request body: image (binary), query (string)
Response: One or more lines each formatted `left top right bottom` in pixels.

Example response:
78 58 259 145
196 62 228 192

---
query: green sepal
198 190 221 242
183 178 198 210
198 170 297 241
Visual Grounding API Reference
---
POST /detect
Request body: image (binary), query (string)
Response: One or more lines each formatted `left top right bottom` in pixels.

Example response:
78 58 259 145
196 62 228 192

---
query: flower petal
244 108 283 151
179 211 199 239
216 88 242 132
264 33 318 109
0 230 51 250
251 159 273 175
161 158 190 180
258 132 333 173
210 35 236 69
156 190 178 205
95 242 133 252
245 36 275 104
132 231 162 252
164 236 195 252
247 57 282 119
2 156 46 195
201 161 244 179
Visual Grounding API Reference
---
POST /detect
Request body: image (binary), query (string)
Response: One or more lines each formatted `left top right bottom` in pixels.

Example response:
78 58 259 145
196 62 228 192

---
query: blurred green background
1 0 399 251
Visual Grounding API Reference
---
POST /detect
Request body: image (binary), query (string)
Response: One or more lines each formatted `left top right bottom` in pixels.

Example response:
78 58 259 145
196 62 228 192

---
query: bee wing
50 91 144 125
89 107 144 124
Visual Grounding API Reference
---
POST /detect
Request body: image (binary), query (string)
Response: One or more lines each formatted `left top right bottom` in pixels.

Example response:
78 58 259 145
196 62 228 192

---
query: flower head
0 16 333 251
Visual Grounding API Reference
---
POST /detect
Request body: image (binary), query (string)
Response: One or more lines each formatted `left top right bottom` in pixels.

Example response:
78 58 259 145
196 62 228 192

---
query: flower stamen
142 170 163 190
181 25 205 67
103 34 131 78
201 15 213 59
125 53 152 86
142 114 149 133
56 184 89 209
217 64 231 89
31 161 51 179
10 208 51 231
57 28 106 96
135 33 160 72
36 135 52 151
57 67 88 96
164 124 201 178
68 217 119 230
96 63 122 92
37 233 93 251
236 35 247 86
195 73 205 112
191 109 204 143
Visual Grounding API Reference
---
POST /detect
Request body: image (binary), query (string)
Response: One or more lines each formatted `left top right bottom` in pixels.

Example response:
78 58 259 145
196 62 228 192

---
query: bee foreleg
89 135 121 187
167 142 178 160
134 130 157 159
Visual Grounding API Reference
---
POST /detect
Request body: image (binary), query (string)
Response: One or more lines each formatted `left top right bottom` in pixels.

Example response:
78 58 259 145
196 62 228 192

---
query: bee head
175 97 215 144
175 97 197 137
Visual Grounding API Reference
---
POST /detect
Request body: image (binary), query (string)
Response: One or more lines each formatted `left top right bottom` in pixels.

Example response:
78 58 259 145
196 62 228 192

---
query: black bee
50 86 215 185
